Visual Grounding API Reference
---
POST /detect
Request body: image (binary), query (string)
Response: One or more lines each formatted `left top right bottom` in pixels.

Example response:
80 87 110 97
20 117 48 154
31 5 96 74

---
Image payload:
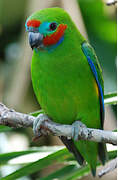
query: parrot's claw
33 113 51 138
72 121 88 141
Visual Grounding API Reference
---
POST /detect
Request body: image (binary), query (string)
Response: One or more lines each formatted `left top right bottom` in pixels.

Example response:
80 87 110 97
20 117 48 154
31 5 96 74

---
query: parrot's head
25 8 73 52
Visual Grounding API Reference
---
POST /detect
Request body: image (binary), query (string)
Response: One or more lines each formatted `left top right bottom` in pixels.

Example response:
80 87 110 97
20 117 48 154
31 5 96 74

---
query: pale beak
28 32 44 49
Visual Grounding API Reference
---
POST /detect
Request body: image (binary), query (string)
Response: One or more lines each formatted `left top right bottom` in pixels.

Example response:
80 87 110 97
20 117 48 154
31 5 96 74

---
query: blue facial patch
25 20 28 31
39 22 51 35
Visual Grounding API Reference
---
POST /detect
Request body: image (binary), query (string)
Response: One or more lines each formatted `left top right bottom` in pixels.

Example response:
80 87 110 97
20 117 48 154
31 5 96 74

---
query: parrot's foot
33 113 51 138
72 121 88 141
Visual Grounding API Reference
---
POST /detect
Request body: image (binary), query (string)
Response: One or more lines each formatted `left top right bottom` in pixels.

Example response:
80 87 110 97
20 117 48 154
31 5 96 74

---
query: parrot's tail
98 142 108 165
60 136 84 165
60 137 107 177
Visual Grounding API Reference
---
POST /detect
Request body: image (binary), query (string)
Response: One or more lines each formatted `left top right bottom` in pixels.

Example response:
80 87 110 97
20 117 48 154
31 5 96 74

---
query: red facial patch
43 24 67 46
27 20 41 28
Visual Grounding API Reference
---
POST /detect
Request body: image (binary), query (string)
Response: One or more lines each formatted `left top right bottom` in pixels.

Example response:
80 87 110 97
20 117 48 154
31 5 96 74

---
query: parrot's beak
28 32 44 50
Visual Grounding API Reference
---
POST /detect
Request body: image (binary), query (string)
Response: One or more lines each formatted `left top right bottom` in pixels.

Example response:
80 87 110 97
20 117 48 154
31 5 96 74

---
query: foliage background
0 0 117 179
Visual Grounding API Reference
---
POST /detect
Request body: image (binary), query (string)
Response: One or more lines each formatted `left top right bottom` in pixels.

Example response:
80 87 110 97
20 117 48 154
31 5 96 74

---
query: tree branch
98 158 117 177
0 103 34 128
106 0 117 6
0 103 117 145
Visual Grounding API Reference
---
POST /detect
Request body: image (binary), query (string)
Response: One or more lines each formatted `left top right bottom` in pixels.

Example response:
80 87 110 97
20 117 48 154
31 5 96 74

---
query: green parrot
25 7 107 176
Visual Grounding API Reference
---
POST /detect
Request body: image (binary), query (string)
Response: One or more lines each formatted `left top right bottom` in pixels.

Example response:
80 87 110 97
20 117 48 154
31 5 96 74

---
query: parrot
25 7 107 176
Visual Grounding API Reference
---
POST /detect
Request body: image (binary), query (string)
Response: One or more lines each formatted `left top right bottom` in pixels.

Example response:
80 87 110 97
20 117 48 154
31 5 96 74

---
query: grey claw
72 121 88 141
33 113 50 137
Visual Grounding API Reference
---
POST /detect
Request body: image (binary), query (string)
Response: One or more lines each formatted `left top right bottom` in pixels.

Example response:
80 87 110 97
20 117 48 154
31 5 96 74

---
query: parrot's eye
49 23 57 31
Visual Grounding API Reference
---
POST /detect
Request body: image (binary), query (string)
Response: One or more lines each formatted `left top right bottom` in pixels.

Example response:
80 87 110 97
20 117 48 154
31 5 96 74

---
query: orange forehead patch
43 24 67 46
27 20 41 28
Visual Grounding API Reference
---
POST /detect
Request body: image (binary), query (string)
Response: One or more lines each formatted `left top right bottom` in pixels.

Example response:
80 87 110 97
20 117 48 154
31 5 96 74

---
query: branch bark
106 0 117 6
98 157 117 177
0 103 117 145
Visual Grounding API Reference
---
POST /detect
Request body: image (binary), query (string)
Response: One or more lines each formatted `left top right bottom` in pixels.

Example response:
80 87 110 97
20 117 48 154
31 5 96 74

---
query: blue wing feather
82 42 104 127
86 56 104 112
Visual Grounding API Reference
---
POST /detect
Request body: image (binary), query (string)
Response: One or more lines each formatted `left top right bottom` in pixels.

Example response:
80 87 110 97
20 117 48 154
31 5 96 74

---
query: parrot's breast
31 46 100 128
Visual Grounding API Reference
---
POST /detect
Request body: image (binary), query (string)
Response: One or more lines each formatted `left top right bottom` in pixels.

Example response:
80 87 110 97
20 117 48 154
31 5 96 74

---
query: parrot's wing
81 41 104 128
81 42 107 165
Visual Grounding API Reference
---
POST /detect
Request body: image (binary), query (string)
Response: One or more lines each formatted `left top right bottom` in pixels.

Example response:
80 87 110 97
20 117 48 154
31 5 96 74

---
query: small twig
106 0 117 6
98 158 117 177
0 103 117 145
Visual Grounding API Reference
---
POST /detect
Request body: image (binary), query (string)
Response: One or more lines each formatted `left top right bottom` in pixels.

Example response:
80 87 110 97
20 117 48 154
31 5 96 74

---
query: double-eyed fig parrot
25 7 107 176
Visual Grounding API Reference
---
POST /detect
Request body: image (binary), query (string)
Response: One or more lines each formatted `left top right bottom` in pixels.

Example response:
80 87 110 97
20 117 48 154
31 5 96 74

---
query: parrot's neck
32 26 85 75
44 35 65 52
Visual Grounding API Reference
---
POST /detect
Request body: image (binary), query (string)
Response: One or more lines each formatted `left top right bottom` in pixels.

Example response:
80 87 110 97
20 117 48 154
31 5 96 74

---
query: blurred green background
0 0 117 179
